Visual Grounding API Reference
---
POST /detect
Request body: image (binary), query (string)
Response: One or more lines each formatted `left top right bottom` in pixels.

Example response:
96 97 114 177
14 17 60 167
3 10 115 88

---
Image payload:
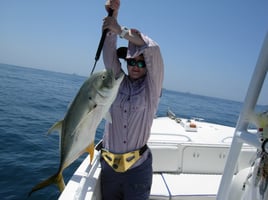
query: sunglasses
126 59 146 68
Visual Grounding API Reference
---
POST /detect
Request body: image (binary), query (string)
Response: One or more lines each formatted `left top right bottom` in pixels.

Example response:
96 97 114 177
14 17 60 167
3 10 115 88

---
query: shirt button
123 141 127 144
124 110 127 113
124 125 127 128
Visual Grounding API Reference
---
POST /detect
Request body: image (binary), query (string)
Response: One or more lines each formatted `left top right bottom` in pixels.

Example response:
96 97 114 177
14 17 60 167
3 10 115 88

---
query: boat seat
150 143 236 174
150 173 170 200
150 143 254 174
150 144 182 172
181 145 236 174
162 173 221 200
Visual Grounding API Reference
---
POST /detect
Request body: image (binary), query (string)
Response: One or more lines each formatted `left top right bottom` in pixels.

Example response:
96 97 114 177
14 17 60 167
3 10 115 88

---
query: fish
29 69 124 196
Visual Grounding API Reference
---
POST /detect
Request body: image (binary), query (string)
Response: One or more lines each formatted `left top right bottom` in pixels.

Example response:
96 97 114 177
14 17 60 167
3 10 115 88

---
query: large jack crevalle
29 69 124 196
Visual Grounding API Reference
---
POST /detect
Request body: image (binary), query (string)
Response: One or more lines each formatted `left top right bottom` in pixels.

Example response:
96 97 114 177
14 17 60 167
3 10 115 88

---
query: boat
59 32 268 200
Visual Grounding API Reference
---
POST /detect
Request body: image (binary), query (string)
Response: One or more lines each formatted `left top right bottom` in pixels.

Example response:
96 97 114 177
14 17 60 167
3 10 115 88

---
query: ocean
0 63 266 200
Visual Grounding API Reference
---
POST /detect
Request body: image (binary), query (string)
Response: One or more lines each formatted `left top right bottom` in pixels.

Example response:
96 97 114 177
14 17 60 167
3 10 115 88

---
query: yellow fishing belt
101 145 148 173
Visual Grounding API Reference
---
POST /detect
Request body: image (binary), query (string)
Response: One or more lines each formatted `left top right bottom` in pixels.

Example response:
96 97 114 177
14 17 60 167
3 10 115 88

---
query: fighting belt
101 145 148 173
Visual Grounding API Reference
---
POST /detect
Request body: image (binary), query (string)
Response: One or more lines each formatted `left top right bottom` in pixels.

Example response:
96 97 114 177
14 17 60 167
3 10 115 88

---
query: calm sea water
0 63 267 200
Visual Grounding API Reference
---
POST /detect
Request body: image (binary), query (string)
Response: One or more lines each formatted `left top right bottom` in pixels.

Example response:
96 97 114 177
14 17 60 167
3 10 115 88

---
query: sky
1 0 268 104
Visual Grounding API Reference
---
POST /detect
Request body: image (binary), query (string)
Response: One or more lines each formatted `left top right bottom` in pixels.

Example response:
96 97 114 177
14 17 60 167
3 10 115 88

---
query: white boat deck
150 117 235 145
151 173 222 200
148 117 255 200
59 116 256 200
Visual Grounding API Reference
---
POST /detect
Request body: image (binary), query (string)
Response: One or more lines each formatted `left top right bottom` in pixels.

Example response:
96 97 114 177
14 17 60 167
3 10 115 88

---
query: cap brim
117 47 128 59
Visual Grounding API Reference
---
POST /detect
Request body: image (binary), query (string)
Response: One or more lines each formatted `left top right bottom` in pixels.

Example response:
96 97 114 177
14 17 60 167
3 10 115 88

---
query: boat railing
167 109 204 123
150 132 192 142
220 136 233 144
217 32 268 200
70 153 101 200
167 109 176 119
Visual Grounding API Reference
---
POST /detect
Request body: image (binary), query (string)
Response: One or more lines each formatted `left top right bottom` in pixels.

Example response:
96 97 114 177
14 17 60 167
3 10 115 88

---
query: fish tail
28 172 65 196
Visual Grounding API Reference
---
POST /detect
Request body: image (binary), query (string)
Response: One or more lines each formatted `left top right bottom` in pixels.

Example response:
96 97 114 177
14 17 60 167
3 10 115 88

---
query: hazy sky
1 0 268 104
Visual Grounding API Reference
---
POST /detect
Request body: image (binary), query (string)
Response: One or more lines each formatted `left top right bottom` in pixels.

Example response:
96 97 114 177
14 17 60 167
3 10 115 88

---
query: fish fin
104 112 112 124
86 142 95 163
47 120 63 135
28 171 65 196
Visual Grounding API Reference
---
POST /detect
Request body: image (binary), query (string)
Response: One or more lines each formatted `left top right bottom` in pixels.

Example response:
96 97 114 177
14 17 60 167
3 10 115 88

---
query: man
100 0 164 199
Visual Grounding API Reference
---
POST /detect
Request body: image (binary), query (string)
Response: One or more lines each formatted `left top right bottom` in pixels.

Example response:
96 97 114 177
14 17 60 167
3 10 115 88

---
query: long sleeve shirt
102 30 164 167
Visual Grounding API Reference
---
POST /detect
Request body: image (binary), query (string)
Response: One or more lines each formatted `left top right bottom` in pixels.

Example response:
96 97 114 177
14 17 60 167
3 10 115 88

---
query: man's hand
105 0 120 18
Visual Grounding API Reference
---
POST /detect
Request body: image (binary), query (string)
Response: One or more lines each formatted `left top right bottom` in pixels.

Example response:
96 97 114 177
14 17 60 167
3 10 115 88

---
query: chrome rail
217 32 268 200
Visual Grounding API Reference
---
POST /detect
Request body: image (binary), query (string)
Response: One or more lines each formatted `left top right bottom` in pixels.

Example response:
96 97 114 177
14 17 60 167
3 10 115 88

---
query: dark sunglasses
126 59 146 68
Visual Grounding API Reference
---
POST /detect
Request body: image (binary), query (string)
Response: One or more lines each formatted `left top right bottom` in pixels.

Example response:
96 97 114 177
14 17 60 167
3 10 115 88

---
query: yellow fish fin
86 142 95 163
47 120 63 135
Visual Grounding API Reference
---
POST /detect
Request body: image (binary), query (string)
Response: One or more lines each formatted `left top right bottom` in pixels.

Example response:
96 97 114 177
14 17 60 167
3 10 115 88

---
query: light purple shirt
102 30 164 167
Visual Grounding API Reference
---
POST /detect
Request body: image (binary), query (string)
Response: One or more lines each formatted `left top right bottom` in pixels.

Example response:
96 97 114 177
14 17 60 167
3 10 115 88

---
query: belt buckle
101 150 141 172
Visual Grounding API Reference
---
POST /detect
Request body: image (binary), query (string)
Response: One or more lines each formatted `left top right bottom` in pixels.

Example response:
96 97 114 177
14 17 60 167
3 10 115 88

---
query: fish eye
102 75 106 80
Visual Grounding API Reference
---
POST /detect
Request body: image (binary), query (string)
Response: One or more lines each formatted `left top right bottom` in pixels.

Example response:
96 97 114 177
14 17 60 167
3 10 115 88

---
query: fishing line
90 9 114 75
